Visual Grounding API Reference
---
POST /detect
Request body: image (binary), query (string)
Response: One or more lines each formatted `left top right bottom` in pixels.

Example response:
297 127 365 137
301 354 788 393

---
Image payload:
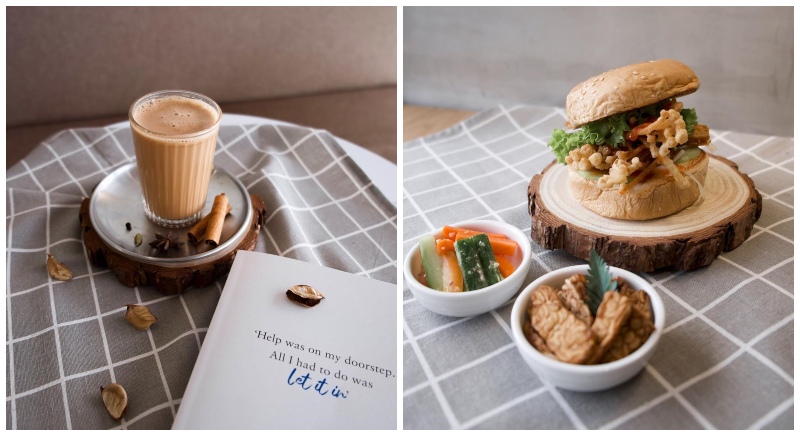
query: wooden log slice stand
80 194 267 295
527 155 761 272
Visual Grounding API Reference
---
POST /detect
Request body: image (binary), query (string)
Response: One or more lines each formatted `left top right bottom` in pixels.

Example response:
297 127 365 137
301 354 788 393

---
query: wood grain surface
403 105 475 143
528 155 762 272
80 194 268 295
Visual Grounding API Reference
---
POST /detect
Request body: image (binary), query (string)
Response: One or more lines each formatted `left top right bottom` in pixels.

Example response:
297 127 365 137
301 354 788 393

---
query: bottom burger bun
568 151 709 220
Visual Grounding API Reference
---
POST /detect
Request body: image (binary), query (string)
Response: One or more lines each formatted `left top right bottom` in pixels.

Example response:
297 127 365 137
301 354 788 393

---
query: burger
547 59 712 220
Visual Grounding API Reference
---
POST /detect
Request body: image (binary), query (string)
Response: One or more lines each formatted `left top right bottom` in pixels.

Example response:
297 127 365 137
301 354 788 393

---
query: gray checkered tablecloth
402 105 793 430
5 123 396 429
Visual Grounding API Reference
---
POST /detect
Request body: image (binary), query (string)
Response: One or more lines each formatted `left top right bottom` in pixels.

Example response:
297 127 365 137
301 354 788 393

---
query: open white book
173 251 397 429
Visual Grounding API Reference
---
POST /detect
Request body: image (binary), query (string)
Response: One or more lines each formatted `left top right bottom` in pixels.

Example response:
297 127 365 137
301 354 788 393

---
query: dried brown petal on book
46 253 73 281
125 304 157 330
286 285 325 307
559 273 594 326
100 383 128 420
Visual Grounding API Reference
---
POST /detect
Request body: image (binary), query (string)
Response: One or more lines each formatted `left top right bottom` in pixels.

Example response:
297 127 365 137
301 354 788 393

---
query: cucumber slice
454 237 488 291
472 233 503 286
418 235 443 290
675 146 701 165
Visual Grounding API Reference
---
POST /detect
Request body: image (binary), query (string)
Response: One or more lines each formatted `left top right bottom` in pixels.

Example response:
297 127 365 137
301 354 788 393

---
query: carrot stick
488 236 518 256
496 256 516 278
436 238 454 255
442 226 506 240
441 251 464 292
455 233 518 256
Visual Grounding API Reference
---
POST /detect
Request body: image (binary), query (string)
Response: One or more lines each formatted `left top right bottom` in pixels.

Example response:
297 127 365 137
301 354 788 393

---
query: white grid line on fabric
8 238 87 253
403 342 516 399
136 286 178 420
461 386 549 430
716 254 793 301
488 300 587 430
5 129 118 182
110 398 182 430
69 129 111 177
761 185 794 205
267 216 394 268
43 143 90 198
262 181 376 224
650 276 794 383
281 125 396 267
6 328 209 402
81 210 125 429
402 106 793 429
404 166 507 198
105 126 134 162
6 189 18 430
403 139 551 183
7 203 81 220
271 126 373 273
7 123 396 429
402 318 460 428
5 286 173 345
403 179 530 222
715 134 793 176
661 257 794 335
641 365 715 429
404 109 559 166
324 134 398 231
44 191 73 429
410 131 588 430
747 397 794 430
178 293 203 351
19 160 46 191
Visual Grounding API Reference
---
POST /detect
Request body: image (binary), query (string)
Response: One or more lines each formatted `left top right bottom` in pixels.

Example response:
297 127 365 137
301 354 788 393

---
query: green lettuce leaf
680 108 698 135
547 100 700 164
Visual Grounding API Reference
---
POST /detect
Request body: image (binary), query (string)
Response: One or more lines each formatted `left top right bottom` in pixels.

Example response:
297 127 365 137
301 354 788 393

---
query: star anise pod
148 232 185 252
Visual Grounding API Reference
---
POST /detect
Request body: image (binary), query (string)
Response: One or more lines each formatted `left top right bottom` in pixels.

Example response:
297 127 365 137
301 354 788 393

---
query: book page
173 251 397 429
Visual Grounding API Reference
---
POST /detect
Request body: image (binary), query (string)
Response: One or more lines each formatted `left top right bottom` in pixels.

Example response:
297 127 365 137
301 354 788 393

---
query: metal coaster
90 163 252 267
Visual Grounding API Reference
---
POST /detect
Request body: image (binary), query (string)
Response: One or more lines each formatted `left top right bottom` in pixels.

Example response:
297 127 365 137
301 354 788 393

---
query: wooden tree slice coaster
80 194 267 295
527 155 762 272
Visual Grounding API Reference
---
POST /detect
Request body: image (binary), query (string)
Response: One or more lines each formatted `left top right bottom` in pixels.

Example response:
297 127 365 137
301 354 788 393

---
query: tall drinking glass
129 90 221 228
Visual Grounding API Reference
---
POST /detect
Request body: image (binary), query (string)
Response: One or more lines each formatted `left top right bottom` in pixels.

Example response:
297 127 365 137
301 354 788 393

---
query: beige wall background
404 6 793 137
7 6 397 126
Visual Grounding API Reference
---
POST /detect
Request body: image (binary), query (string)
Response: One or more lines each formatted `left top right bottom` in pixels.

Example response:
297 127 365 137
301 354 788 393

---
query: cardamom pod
286 285 325 307
100 383 128 420
46 253 73 281
125 304 157 330
134 233 143 246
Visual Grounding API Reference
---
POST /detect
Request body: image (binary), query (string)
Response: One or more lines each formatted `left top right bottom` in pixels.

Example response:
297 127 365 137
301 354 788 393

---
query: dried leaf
286 285 325 307
46 253 73 281
125 304 157 330
100 383 128 420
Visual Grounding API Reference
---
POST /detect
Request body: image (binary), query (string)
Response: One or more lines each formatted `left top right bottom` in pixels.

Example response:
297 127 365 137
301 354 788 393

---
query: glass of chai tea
129 90 222 228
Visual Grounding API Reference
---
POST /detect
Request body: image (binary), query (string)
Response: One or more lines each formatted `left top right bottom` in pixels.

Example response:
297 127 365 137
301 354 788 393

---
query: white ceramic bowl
510 265 664 392
404 220 532 317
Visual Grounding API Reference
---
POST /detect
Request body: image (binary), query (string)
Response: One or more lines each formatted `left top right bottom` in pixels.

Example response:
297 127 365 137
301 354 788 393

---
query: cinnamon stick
187 202 232 244
204 193 228 247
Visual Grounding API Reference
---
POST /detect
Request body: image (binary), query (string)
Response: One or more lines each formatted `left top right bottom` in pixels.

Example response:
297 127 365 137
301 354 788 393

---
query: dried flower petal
47 253 73 281
100 383 128 420
286 285 325 307
125 304 157 330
